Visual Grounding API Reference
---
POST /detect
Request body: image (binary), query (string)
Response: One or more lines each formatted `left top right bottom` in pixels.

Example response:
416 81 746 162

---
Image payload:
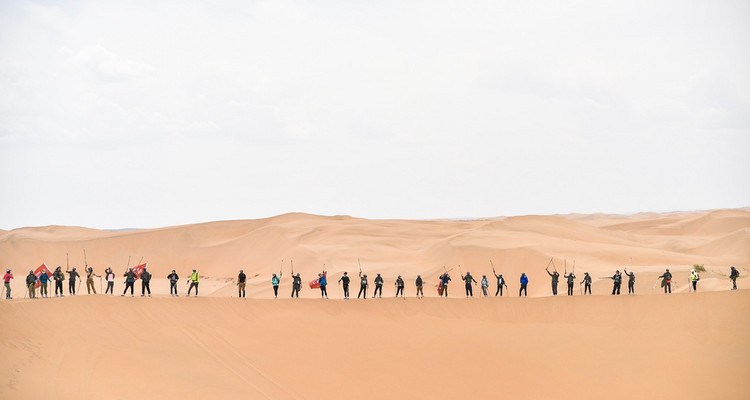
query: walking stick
99 276 102 294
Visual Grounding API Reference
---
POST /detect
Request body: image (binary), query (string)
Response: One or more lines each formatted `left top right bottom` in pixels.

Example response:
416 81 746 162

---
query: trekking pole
99 276 102 294
126 256 131 269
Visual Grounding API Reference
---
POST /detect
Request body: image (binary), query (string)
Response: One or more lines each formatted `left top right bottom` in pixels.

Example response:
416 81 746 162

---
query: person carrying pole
494 271 508 297
104 268 116 295
415 275 424 298
581 272 592 295
563 270 576 296
440 272 451 297
188 269 199 297
122 268 137 297
658 268 673 294
689 269 700 292
291 273 302 298
271 272 282 298
26 270 37 299
623 268 635 295
461 271 477 297
604 270 622 295
318 271 328 299
546 262 559 296
357 272 368 299
3 269 13 300
85 267 100 294
66 267 80 296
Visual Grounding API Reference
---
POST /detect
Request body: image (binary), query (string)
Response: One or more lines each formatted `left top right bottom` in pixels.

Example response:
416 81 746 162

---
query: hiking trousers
291 285 300 298
395 286 403 297
238 282 245 297
55 281 63 295
373 285 382 297
416 286 423 297
519 284 527 297
628 281 634 294
567 282 574 296
28 283 36 298
142 281 151 295
496 285 503 296
551 282 558 295
69 280 76 294
188 282 198 296
358 285 367 298
273 285 279 297
169 282 177 295
40 282 48 296
123 281 134 295
465 284 473 297
87 279 96 294
664 283 671 293
106 281 114 294
342 284 349 298
320 285 327 298
612 282 621 295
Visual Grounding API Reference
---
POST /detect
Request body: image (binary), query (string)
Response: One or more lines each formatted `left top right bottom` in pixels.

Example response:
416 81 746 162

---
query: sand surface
1 209 749 399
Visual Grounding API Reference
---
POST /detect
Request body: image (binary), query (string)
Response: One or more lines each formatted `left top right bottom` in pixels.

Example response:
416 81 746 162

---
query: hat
29 270 33 273
240 269 243 273
5 269 9 273
72 267 76 270
193 269 196 272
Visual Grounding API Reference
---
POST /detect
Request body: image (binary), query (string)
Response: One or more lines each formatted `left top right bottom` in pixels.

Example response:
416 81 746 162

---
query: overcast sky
1 0 748 230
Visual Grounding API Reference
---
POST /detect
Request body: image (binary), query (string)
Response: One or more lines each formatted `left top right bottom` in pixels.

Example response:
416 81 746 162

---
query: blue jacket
39 272 49 283
319 276 327 286
520 275 529 285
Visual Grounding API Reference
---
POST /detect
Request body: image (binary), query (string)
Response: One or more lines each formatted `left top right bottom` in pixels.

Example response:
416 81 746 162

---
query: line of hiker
1 264 743 300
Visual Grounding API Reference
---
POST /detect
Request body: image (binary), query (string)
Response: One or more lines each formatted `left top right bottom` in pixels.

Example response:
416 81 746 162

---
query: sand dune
1 292 748 400
1 210 749 399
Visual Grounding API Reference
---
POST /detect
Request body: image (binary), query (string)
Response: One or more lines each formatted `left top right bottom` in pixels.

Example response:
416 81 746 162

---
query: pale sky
1 0 749 230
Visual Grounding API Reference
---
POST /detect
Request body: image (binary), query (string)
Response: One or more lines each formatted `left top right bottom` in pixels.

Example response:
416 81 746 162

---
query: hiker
291 273 301 298
730 266 739 290
85 267 100 294
339 272 350 299
104 268 116 295
519 273 528 297
581 272 592 295
658 268 673 294
141 267 152 297
624 269 635 295
167 270 179 296
395 275 405 297
318 272 328 299
415 275 424 298
357 272 368 299
689 269 700 292
440 273 451 297
53 266 65 297
373 273 384 298
563 271 576 296
39 268 50 298
237 270 246 298
481 275 489 297
3 269 13 299
607 270 622 295
67 267 80 295
25 270 37 299
271 272 282 298
546 267 559 296
494 271 506 296
188 269 199 297
122 268 136 296
462 271 477 297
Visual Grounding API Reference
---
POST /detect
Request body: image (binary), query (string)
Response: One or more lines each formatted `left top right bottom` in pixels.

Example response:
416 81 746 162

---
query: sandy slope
1 291 748 400
0 209 748 300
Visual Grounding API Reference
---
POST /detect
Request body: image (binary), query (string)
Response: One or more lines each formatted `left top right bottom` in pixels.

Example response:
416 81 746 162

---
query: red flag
131 263 147 279
34 263 54 288
309 271 327 289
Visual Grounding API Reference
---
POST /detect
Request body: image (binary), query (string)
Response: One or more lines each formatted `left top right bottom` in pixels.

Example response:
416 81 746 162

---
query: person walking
291 273 301 298
339 272 350 299
494 272 507 297
563 271 576 296
3 269 13 300
357 272 368 299
318 272 328 299
730 266 739 290
85 267 100 294
519 273 529 297
122 268 136 297
394 275 405 297
39 268 50 298
26 270 37 299
659 268 673 294
462 271 477 297
581 272 592 295
546 267 559 296
188 269 199 297
167 270 179 296
624 269 635 295
104 268 115 295
481 275 490 297
53 266 65 297
440 273 451 297
608 270 622 295
140 267 152 297
689 269 700 292
373 273 384 298
415 275 424 298
271 272 282 298
237 270 246 298
67 267 80 295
